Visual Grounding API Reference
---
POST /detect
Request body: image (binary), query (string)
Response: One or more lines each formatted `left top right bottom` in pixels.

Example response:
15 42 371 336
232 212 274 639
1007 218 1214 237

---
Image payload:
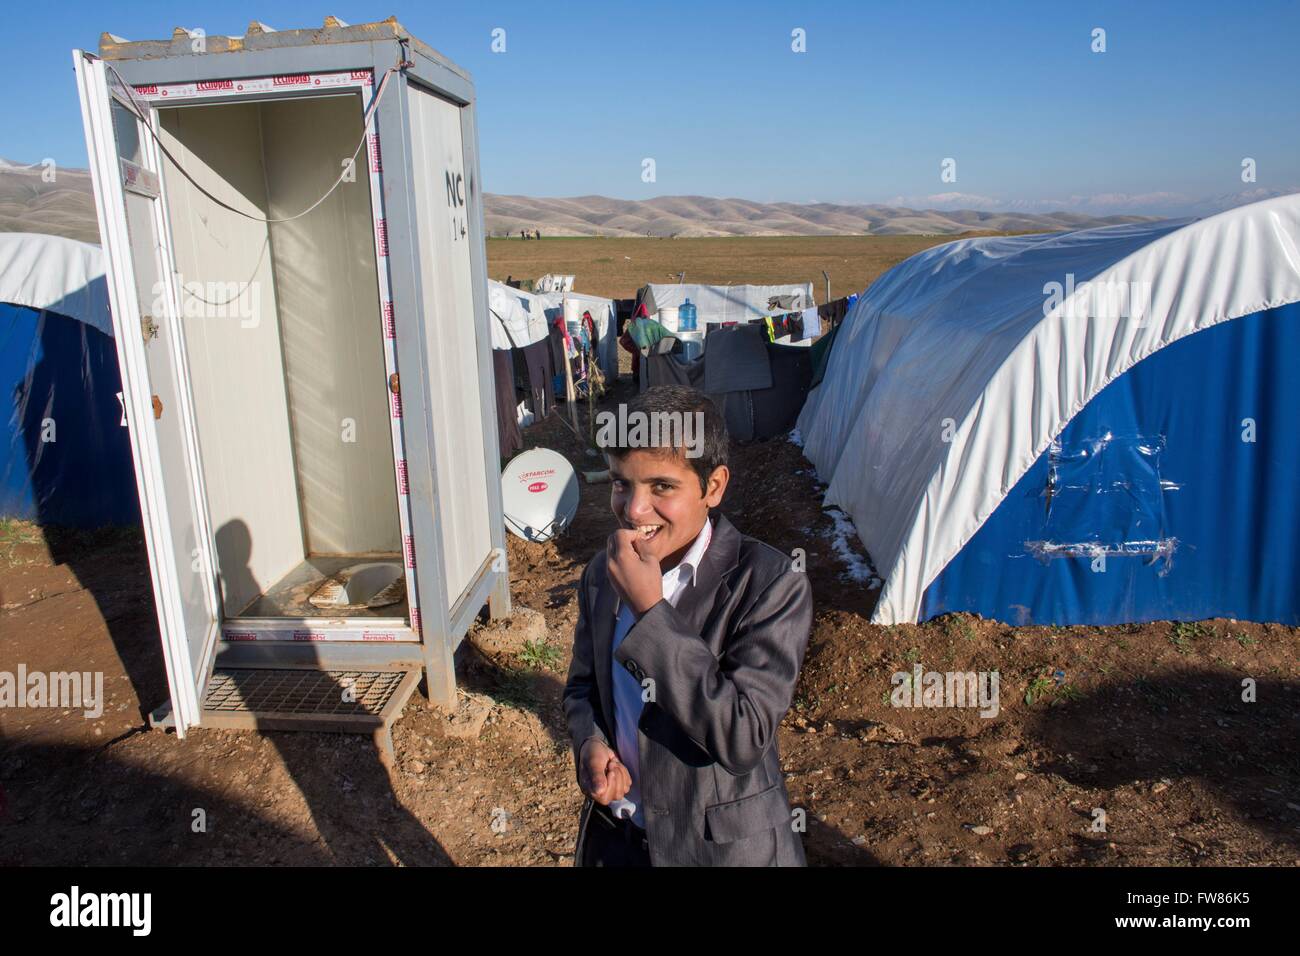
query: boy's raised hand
606 529 663 615
579 738 632 805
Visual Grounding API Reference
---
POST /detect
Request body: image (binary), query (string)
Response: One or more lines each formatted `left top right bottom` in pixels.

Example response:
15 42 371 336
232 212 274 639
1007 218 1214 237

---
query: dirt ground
2 381 1297 867
2 236 1297 867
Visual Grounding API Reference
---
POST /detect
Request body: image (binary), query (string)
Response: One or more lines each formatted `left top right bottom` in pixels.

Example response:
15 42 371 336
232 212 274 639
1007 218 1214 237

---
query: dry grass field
487 235 973 300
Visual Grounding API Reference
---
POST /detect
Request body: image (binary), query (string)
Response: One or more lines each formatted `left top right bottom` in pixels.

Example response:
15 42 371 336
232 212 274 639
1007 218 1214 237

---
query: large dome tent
0 232 138 527
797 194 1300 626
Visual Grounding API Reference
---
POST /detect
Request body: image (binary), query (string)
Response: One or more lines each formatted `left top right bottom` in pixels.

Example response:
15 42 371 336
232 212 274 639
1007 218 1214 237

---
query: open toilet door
73 51 220 734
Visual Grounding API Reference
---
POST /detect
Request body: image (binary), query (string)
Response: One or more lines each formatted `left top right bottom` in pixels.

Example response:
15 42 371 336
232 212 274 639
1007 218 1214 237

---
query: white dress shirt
609 518 713 828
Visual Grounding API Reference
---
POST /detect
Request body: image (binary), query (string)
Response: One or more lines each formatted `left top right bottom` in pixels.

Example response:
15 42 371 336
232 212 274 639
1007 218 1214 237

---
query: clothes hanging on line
783 312 805 342
801 306 821 339
817 296 849 327
493 347 524 458
548 321 569 396
515 336 556 421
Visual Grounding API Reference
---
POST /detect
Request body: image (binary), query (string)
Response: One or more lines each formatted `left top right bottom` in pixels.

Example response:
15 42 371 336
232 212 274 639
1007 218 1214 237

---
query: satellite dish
501 448 580 542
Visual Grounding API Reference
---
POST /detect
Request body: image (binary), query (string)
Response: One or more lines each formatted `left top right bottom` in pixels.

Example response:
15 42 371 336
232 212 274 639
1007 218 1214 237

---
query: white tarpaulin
488 279 550 349
0 233 111 336
797 194 1300 624
641 282 815 325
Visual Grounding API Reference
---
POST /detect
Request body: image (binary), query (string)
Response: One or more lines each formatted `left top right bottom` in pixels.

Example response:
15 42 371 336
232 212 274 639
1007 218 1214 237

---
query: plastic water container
677 330 704 361
563 297 584 341
658 306 680 332
679 298 697 331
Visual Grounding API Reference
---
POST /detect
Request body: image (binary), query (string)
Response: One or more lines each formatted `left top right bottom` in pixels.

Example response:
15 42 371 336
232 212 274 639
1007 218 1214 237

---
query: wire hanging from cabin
102 60 401 224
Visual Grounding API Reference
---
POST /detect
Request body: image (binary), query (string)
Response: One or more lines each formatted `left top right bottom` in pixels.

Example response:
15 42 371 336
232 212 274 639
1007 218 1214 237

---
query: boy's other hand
606 529 662 615
579 738 632 805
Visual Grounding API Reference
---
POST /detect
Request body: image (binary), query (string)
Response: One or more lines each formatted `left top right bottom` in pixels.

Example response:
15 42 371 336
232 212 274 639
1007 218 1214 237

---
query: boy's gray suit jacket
563 513 813 866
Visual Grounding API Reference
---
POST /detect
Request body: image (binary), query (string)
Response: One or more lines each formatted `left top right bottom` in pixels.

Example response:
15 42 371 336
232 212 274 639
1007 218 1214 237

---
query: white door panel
74 52 219 733
408 85 493 602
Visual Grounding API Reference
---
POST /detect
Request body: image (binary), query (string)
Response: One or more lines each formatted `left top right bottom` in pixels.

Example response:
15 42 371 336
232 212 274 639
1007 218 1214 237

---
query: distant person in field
563 385 813 866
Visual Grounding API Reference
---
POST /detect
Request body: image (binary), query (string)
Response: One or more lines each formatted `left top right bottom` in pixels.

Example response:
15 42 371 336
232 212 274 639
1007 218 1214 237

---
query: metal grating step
204 668 407 717
188 666 422 765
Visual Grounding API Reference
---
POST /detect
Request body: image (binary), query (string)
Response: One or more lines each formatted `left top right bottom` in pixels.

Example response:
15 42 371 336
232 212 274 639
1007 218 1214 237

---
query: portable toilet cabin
71 18 510 748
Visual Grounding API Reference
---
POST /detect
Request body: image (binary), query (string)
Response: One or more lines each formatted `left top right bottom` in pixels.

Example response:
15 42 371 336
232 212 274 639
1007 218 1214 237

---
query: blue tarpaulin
1 301 139 527
921 302 1300 625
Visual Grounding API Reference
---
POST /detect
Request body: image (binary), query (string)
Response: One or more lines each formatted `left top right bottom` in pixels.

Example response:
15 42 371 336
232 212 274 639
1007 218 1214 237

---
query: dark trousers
576 800 651 867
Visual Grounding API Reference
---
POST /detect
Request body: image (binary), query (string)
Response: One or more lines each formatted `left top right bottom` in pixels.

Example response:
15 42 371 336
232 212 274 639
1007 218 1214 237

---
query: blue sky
4 0 1297 212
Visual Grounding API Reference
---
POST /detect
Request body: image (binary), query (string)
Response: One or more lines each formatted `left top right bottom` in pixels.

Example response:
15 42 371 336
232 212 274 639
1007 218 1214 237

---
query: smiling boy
563 385 813 866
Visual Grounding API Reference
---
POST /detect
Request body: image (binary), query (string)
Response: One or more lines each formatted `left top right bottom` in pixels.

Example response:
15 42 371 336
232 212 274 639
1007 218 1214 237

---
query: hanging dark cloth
614 298 637 336
643 340 756 441
703 323 772 394
786 312 805 342
492 348 523 458
515 337 555 420
643 345 705 391
548 321 567 380
714 391 755 442
817 297 849 327
750 341 814 440
809 321 842 389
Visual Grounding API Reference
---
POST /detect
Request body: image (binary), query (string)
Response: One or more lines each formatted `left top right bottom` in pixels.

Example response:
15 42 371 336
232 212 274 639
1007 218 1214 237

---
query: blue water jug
679 298 697 331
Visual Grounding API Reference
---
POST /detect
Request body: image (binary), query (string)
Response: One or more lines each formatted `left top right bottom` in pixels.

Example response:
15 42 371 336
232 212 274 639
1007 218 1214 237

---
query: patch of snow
822 506 882 588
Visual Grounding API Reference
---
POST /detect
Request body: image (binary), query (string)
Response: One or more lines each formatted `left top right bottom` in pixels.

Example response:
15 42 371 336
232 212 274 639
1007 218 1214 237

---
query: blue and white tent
0 232 138 527
798 195 1300 626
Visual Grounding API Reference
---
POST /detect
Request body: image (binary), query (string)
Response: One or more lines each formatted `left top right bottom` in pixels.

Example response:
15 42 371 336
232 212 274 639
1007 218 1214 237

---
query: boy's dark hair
602 385 728 495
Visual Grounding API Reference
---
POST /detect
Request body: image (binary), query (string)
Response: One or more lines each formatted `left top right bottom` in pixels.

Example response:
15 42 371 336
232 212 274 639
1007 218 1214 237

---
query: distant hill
484 194 1156 238
0 158 1165 242
0 159 100 243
